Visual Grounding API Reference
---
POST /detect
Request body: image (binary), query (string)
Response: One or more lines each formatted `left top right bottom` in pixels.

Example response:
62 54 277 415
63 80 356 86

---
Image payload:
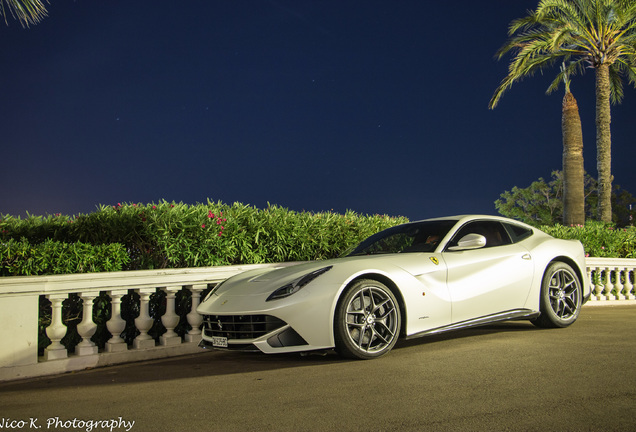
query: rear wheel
334 279 401 359
532 262 582 328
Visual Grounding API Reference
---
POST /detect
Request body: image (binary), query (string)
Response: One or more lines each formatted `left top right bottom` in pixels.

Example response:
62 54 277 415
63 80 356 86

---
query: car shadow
394 320 540 350
0 349 343 392
0 321 540 392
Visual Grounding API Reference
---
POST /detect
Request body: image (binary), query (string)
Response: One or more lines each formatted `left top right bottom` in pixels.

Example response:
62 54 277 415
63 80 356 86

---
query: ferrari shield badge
429 257 439 265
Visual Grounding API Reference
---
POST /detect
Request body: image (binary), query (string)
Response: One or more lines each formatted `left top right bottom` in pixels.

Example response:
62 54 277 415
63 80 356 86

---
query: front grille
202 315 287 340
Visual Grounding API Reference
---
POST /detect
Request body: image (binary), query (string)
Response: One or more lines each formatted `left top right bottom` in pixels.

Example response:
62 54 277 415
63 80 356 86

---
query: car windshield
346 220 457 256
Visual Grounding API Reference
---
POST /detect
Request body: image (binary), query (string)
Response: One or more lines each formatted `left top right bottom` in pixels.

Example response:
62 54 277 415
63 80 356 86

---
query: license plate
212 336 228 348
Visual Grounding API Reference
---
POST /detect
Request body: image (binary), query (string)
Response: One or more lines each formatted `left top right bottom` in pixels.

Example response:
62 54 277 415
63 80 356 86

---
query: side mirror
447 233 487 251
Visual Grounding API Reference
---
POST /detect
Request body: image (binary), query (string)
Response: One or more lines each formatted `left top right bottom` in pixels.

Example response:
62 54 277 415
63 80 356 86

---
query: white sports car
197 215 590 359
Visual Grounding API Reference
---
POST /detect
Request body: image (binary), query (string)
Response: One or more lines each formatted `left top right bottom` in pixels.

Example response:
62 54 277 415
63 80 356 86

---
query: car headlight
266 266 333 301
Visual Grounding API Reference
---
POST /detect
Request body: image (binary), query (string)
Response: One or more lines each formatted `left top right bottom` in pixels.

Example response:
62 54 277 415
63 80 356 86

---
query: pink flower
208 211 214 218
201 224 206 228
218 232 223 237
152 205 157 209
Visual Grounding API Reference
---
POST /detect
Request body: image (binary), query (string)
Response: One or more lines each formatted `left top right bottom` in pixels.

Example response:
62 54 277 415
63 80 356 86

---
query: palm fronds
490 0 636 108
0 0 48 27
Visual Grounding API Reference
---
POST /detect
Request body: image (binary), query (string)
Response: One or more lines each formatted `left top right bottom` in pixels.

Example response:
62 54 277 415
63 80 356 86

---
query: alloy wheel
343 285 399 355
548 268 580 320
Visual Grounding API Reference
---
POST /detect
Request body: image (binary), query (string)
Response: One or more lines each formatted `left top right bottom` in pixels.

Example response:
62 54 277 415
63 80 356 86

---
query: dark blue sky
2 1 634 220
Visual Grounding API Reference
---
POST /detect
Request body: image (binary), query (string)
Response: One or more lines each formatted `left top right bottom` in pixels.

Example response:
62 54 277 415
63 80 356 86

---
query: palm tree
489 0 636 223
1 0 48 27
561 66 586 225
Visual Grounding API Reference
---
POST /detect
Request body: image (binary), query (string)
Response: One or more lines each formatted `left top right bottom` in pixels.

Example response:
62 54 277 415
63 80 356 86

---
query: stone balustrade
585 257 636 302
0 263 298 382
0 258 634 381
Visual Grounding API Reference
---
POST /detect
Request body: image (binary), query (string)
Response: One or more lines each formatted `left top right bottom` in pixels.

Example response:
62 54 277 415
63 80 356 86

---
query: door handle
522 254 532 260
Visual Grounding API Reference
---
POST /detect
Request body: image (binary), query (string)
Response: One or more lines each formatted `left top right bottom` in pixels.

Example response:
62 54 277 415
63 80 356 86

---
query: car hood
213 260 339 297
213 253 442 297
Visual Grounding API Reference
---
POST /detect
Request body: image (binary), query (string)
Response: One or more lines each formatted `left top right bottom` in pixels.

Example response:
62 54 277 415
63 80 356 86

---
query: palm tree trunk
595 64 613 223
562 90 585 226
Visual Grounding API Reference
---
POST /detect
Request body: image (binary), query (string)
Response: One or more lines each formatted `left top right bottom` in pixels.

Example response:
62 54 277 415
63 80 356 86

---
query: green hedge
0 239 130 276
4 201 635 278
1 201 408 275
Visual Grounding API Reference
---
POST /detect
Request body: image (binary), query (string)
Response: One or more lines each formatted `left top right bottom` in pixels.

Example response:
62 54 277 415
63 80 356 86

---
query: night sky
2 1 635 220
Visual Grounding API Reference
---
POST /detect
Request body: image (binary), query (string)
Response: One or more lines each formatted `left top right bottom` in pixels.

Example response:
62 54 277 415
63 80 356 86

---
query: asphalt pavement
1 305 635 432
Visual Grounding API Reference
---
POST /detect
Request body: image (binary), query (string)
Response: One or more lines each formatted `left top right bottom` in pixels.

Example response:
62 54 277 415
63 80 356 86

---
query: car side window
503 223 533 243
446 221 512 249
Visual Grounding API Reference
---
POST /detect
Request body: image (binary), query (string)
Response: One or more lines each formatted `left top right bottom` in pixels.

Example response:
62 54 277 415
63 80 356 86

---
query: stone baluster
615 267 625 300
105 290 129 352
603 267 614 301
134 288 156 349
625 269 635 300
598 268 606 299
185 284 206 342
44 294 68 361
592 267 603 300
76 293 98 356
586 267 596 302
160 286 182 346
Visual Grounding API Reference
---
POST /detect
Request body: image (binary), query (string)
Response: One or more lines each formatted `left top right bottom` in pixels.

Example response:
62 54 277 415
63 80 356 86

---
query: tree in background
496 170 635 226
490 0 636 224
1 0 47 27
495 173 566 226
560 64 585 226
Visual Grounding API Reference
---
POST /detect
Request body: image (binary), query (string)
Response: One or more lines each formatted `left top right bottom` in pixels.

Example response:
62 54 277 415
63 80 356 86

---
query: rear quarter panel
519 231 589 310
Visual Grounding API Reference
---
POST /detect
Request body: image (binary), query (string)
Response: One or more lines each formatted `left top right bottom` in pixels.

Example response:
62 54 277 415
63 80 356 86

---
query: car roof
415 215 535 230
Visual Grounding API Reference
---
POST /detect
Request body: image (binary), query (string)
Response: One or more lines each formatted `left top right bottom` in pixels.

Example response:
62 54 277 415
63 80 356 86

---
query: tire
334 279 401 359
532 262 582 328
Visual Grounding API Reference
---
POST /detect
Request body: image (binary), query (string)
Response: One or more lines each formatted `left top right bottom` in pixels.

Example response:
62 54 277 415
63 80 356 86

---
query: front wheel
334 279 401 359
532 262 582 328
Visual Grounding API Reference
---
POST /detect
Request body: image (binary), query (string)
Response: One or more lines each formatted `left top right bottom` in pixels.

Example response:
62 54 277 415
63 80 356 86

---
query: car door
441 221 534 324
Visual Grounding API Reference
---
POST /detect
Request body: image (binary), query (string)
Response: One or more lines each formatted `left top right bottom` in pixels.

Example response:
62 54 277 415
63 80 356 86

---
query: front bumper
199 314 308 352
198 312 333 354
